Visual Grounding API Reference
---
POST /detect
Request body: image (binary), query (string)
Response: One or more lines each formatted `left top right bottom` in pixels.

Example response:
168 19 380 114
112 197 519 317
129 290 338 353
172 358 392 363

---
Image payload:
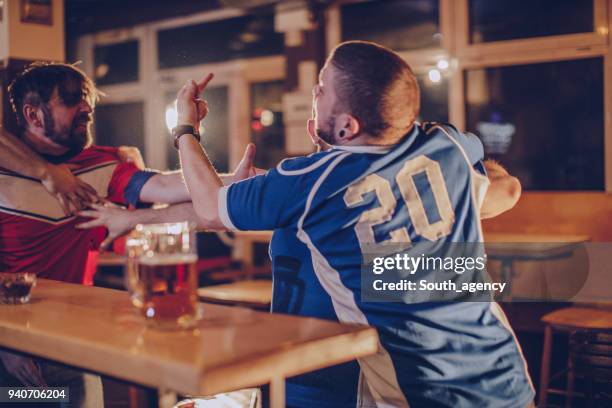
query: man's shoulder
275 150 346 176
68 145 121 169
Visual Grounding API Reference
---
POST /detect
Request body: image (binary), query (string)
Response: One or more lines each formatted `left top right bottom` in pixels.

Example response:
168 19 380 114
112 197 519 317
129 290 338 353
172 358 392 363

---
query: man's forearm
125 202 204 230
481 160 521 219
0 127 50 179
138 170 248 204
177 135 225 228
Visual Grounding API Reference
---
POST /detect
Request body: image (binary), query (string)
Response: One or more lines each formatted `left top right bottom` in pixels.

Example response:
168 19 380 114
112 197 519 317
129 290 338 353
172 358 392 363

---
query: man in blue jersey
83 41 533 407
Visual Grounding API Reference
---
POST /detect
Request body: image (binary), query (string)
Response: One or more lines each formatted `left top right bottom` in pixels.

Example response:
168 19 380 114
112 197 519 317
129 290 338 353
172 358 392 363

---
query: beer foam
138 253 198 265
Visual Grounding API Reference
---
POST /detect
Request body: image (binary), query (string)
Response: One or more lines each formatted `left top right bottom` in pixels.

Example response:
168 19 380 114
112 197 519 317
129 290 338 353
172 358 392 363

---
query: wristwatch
172 125 200 149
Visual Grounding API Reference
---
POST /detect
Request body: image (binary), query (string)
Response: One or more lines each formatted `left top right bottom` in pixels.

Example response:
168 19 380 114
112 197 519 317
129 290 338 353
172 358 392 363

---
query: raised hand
41 163 99 215
76 202 133 250
118 146 146 170
177 73 213 129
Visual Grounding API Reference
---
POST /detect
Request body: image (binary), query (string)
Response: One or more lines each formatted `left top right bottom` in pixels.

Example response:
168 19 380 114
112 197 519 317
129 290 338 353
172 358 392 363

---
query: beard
42 105 92 151
316 115 337 145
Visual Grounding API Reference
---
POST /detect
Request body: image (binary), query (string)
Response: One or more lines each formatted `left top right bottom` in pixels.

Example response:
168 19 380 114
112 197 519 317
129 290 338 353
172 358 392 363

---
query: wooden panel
483 192 612 242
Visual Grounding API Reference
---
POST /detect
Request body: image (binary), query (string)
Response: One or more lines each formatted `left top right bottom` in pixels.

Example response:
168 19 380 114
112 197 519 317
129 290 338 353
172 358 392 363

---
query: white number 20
343 155 455 250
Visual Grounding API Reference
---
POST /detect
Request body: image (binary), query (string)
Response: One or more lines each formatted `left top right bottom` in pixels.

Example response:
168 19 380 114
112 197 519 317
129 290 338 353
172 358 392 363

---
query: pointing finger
196 73 214 92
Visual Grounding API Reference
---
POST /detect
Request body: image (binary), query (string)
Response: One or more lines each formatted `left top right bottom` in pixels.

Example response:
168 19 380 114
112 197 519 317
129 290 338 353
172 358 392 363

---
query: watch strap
173 125 200 149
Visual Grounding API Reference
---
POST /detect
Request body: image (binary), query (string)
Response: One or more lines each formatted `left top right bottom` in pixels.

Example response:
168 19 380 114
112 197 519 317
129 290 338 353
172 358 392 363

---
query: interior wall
6 0 64 62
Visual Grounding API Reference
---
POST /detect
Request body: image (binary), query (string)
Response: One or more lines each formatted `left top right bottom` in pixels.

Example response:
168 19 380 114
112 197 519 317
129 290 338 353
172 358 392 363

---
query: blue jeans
0 353 103 408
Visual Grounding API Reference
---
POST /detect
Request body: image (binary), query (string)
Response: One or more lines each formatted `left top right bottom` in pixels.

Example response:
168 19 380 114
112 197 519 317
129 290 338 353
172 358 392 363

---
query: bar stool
539 307 612 407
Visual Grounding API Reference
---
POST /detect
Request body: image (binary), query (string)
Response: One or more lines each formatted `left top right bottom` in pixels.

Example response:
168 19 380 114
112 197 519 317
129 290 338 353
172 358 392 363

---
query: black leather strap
172 125 200 149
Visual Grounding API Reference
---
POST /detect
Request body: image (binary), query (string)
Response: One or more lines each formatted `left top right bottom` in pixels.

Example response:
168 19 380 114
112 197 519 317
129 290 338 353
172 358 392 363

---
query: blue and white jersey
218 123 534 408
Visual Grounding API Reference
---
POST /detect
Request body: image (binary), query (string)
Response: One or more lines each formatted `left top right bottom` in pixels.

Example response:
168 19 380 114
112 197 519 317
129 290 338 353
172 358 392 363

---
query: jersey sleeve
440 124 486 176
107 162 159 206
217 169 302 231
217 155 331 231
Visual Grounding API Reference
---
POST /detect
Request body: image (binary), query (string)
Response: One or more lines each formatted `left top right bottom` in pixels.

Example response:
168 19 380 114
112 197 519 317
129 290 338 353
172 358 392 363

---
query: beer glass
126 222 200 330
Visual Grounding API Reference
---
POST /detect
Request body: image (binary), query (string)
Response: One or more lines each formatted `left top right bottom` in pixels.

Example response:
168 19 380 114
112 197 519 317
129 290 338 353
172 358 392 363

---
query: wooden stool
539 307 612 407
198 280 272 310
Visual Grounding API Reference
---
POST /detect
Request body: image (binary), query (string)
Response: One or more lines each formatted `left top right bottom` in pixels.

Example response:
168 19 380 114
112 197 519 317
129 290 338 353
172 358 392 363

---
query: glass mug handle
125 235 145 309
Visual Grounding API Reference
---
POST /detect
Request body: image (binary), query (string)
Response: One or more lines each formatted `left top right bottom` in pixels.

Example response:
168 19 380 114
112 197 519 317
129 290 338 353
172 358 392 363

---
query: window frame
76 7 285 172
452 0 612 191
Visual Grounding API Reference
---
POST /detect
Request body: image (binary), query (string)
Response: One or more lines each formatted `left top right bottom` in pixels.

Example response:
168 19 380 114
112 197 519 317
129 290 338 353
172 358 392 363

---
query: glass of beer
127 222 200 330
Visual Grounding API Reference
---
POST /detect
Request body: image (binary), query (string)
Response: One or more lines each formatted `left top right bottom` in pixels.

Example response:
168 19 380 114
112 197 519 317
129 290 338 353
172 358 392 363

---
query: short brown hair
8 62 99 131
328 41 419 142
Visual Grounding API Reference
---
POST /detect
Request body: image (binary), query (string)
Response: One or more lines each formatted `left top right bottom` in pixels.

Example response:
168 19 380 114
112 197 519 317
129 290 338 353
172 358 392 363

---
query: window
465 58 604 191
94 102 145 154
469 0 594 44
250 81 285 169
417 71 448 123
165 86 229 172
93 41 139 86
157 14 283 69
341 0 440 51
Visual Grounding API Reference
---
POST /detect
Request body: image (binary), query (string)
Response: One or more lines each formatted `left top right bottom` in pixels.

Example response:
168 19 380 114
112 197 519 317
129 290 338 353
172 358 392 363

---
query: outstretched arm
77 144 266 248
481 160 521 219
137 143 264 204
77 202 202 249
0 126 98 214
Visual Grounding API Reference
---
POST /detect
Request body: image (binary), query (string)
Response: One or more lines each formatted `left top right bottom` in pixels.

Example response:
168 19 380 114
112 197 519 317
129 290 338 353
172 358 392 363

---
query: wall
4 0 64 62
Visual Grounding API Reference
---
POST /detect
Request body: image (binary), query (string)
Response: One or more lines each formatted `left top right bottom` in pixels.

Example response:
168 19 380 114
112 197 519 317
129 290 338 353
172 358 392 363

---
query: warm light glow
428 69 442 83
437 59 449 70
165 101 177 132
95 64 109 79
598 26 609 36
260 109 275 127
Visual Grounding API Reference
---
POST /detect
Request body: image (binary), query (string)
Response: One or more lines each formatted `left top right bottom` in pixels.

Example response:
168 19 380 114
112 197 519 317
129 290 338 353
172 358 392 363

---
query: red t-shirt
0 146 154 284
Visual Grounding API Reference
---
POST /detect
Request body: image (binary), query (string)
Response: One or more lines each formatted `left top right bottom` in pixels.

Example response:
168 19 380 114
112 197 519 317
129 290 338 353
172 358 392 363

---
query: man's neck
337 133 395 147
22 130 69 156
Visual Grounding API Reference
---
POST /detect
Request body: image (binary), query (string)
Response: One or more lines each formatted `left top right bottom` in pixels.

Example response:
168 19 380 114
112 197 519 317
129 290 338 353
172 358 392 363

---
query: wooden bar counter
0 279 378 407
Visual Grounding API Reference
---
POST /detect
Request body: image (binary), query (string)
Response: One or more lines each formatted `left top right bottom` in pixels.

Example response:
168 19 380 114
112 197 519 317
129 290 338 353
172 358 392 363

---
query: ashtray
0 273 37 304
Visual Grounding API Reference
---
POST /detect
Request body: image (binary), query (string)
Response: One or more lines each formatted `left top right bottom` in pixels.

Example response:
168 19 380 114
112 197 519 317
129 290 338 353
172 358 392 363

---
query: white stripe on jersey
276 151 345 175
295 151 410 408
217 185 238 230
0 161 118 224
332 145 393 154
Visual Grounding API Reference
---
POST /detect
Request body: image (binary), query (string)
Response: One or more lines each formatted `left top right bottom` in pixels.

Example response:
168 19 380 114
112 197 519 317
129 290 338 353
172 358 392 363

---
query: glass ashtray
0 273 37 304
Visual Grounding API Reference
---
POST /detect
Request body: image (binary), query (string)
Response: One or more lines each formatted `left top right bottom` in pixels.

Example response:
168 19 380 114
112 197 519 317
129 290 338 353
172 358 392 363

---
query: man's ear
335 113 360 140
22 104 44 131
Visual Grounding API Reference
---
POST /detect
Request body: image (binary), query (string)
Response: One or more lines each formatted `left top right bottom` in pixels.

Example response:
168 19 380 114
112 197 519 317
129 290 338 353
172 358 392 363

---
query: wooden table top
235 231 273 242
484 233 590 258
234 232 591 245
485 233 590 244
0 280 378 396
198 280 272 309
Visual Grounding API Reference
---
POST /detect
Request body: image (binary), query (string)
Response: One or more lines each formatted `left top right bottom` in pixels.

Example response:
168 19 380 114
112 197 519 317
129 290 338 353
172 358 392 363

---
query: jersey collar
42 147 84 164
330 126 419 155
331 144 394 154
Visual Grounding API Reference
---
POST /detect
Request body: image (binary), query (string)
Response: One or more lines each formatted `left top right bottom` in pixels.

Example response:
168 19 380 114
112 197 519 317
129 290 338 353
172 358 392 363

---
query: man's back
222 123 533 407
0 146 142 283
